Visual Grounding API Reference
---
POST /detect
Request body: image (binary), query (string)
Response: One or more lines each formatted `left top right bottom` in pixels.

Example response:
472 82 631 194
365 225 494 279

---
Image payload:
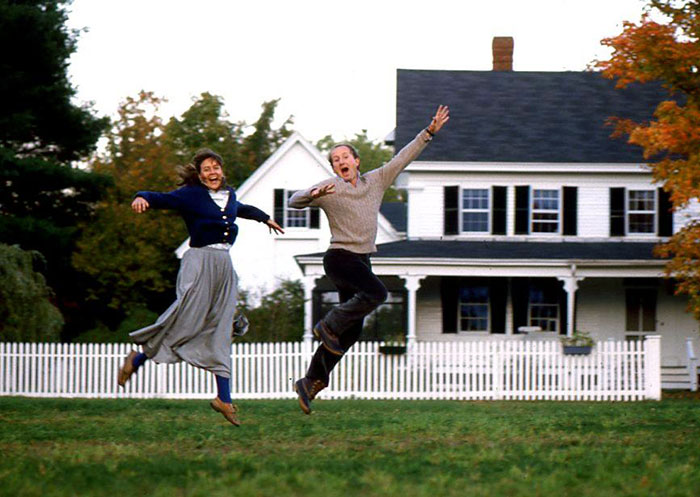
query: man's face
330 145 360 184
199 157 224 191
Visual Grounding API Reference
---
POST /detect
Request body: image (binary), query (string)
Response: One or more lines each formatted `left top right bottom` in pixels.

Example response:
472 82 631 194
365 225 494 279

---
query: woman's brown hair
176 148 224 186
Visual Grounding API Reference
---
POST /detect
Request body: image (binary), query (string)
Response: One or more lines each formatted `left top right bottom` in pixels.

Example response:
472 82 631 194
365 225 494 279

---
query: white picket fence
0 336 662 401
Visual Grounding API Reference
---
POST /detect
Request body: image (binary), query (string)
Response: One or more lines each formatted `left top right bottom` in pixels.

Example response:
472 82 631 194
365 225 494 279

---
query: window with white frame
285 190 309 228
459 285 489 332
461 188 490 232
528 286 559 332
627 190 655 234
531 189 559 233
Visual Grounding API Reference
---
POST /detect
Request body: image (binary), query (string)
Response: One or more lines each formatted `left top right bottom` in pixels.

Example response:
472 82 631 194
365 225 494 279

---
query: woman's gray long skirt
130 247 237 378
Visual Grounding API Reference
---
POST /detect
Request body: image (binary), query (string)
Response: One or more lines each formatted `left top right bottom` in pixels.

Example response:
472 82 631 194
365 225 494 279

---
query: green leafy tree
236 280 305 342
239 99 294 184
72 92 184 320
0 0 109 339
165 95 293 187
317 130 401 201
72 93 296 338
164 92 245 184
0 244 63 342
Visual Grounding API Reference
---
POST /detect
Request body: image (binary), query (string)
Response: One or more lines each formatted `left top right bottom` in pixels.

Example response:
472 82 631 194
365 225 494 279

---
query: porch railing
0 337 661 401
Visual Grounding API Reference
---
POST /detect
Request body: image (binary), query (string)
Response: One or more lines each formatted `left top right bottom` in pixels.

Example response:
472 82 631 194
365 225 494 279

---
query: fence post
687 338 698 392
644 335 661 400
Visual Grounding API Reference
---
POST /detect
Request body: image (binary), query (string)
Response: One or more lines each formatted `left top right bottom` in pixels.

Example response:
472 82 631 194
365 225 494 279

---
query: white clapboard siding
0 338 661 401
404 173 674 239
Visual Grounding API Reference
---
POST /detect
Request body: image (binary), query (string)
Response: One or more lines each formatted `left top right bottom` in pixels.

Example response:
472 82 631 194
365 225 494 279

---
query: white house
176 131 402 301
294 39 700 387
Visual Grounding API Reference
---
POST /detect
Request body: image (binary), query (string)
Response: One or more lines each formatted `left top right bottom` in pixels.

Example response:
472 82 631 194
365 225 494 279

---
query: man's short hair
328 143 360 168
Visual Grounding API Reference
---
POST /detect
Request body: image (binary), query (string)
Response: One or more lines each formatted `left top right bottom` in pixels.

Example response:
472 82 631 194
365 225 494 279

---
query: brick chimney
492 36 514 71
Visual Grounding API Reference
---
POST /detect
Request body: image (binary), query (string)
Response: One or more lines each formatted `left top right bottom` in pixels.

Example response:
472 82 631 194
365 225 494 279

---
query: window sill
274 229 322 241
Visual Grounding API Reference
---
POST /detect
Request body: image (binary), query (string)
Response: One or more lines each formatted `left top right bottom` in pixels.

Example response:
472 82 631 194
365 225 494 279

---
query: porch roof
297 240 665 262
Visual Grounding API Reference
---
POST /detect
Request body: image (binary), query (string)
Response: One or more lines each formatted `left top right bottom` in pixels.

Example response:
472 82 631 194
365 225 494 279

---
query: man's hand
427 105 450 135
310 183 336 199
131 197 150 213
266 219 284 235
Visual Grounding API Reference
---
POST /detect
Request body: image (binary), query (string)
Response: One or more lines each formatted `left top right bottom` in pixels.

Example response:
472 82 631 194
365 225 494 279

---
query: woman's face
199 157 224 191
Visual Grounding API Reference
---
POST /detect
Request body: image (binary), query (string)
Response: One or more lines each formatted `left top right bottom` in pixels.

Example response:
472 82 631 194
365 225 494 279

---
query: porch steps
661 365 697 390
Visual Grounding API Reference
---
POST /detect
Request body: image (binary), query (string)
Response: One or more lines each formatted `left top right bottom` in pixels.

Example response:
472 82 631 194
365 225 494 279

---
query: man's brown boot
294 377 327 414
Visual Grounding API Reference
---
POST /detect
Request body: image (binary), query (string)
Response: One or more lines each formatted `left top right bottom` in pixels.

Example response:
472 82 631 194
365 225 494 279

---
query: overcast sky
66 0 649 143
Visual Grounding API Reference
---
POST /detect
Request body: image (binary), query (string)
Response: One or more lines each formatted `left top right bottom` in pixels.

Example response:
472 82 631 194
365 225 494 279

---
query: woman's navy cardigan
135 184 270 248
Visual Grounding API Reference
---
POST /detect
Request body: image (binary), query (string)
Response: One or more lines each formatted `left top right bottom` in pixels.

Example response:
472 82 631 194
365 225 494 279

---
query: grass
1 396 699 497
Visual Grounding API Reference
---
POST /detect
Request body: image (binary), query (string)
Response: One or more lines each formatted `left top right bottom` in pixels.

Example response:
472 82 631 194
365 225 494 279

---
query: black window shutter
273 189 285 226
312 289 322 325
492 186 507 235
444 186 459 235
610 187 625 236
558 284 569 336
657 187 673 236
309 206 320 229
511 278 528 333
514 186 530 235
440 277 459 333
490 278 507 334
562 186 578 236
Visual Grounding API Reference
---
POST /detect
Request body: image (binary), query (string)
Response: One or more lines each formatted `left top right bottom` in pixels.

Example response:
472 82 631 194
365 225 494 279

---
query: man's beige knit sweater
289 130 432 254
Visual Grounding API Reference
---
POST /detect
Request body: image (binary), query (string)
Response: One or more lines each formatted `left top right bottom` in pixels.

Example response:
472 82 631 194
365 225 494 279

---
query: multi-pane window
285 190 309 228
461 189 489 232
628 190 655 234
459 285 489 332
528 286 559 332
531 189 559 233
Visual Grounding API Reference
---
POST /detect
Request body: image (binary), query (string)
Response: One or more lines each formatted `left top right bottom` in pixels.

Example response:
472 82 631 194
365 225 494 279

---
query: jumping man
289 105 449 413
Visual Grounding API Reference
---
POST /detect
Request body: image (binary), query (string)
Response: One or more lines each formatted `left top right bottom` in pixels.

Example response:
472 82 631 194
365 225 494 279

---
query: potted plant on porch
560 331 594 356
378 331 407 355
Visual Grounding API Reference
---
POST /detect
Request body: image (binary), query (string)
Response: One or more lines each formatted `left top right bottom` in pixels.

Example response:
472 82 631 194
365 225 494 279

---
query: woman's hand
427 105 450 135
131 197 150 213
310 183 336 199
266 218 284 235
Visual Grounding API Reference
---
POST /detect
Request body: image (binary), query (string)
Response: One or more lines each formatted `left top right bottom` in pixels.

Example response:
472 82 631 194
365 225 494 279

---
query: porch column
400 275 426 347
301 275 316 345
557 273 585 337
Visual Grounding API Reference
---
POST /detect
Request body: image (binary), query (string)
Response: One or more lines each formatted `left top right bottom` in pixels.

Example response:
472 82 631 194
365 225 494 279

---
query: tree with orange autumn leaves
597 0 700 319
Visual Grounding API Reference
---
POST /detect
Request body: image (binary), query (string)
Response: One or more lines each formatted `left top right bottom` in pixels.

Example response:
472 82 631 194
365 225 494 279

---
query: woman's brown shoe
117 351 139 388
210 397 240 426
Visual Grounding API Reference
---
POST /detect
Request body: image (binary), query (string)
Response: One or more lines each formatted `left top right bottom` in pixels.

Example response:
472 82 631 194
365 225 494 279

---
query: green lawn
1 396 699 497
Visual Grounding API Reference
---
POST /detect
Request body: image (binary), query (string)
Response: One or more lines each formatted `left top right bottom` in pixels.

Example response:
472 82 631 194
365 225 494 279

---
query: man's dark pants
306 249 388 384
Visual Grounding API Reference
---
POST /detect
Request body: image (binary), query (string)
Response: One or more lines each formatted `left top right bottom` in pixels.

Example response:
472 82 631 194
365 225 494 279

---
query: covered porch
295 240 699 390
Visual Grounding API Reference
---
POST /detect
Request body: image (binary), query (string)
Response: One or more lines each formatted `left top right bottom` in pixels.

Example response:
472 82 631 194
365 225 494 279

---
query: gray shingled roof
395 70 668 163
373 240 663 260
379 202 407 232
296 240 665 261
